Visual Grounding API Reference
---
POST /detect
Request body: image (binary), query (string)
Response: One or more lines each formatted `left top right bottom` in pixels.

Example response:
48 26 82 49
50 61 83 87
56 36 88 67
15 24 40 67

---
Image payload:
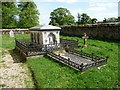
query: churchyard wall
1 23 120 40
0 29 29 34
61 23 120 40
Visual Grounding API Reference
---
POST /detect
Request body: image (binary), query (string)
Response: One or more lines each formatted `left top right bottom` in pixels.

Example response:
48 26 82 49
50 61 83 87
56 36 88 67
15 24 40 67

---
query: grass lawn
1 34 119 88
1 34 30 49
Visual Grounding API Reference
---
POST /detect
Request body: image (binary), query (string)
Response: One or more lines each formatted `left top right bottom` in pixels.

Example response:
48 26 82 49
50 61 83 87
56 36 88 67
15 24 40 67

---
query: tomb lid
29 25 61 31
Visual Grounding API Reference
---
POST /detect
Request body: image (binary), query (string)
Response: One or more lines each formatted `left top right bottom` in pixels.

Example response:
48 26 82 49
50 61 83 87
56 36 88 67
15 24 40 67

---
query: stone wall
60 23 120 40
0 29 30 34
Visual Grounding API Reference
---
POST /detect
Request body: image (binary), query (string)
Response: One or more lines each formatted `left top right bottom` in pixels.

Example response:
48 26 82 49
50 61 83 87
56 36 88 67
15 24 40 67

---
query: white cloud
70 9 84 15
70 9 85 20
89 2 117 8
35 0 119 3
35 0 77 3
87 7 106 12
69 2 118 22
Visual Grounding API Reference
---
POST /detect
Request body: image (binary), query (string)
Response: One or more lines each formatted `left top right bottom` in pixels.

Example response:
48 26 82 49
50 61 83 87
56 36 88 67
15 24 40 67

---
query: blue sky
34 0 119 25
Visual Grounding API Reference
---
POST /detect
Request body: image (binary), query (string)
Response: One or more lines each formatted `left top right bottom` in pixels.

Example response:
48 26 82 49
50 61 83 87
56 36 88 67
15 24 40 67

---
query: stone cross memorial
82 33 88 48
9 30 14 37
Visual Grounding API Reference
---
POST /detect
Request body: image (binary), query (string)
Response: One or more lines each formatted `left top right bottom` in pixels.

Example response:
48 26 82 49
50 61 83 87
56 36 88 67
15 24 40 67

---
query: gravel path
0 48 34 88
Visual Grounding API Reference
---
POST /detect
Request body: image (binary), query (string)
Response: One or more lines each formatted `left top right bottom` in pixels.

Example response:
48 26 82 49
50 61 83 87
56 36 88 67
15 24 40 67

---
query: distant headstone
82 33 88 48
22 32 24 34
9 30 14 37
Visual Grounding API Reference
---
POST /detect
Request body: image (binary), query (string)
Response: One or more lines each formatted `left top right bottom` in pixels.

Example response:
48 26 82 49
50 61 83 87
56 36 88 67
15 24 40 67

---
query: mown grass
1 34 119 88
1 34 30 49
27 35 119 88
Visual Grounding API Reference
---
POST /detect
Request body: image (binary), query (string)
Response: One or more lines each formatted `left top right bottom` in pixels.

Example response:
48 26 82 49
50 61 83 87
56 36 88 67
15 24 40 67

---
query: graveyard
1 31 119 88
1 0 119 88
14 25 108 72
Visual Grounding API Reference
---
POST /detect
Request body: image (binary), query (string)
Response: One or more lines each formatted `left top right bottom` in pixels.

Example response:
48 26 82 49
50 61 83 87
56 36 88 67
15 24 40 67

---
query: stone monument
29 25 61 45
9 30 14 37
82 33 88 48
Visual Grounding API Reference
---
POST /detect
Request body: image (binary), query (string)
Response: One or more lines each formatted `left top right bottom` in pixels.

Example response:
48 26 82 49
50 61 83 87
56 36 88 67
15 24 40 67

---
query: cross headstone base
82 44 88 48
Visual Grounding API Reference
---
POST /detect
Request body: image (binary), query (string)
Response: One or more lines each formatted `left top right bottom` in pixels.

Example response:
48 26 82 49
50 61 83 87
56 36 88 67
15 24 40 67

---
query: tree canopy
18 0 40 28
76 13 98 25
1 0 40 29
80 13 91 24
49 8 75 26
91 18 97 24
76 13 81 25
103 17 118 23
2 2 18 28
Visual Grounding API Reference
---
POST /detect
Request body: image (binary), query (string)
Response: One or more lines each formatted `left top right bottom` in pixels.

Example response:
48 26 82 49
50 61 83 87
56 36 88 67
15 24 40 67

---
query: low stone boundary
0 29 30 34
61 23 120 40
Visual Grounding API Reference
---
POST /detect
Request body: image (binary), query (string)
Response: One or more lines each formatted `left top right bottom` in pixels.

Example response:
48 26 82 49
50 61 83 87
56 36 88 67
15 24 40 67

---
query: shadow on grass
61 35 120 43
8 49 26 63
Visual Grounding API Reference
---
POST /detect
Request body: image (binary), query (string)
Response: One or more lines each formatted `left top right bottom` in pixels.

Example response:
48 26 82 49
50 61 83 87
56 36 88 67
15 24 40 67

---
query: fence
47 51 108 72
69 50 107 61
15 38 78 56
47 53 82 71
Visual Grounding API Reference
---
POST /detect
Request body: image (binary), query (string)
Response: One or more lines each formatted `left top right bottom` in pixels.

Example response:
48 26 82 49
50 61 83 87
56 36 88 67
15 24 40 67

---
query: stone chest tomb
29 25 61 45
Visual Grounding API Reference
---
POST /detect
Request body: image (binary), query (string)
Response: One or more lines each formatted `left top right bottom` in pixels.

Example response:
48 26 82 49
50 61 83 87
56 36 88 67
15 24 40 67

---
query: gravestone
9 30 14 37
82 33 88 48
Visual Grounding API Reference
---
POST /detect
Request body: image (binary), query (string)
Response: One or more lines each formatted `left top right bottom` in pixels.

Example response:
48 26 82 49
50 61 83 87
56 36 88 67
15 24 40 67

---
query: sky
34 0 119 25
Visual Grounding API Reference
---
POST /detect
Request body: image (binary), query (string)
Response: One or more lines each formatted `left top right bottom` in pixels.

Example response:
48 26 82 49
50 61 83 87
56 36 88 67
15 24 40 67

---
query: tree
91 18 97 24
18 0 40 28
103 18 107 23
2 2 18 28
49 8 75 26
103 17 118 23
118 17 120 22
80 13 91 24
76 13 81 25
76 13 97 24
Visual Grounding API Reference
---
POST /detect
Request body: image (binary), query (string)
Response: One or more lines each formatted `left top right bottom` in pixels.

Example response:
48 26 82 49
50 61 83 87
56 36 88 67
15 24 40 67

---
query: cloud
35 0 77 3
70 9 84 15
87 7 106 12
69 2 118 21
89 2 117 8
35 0 119 3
